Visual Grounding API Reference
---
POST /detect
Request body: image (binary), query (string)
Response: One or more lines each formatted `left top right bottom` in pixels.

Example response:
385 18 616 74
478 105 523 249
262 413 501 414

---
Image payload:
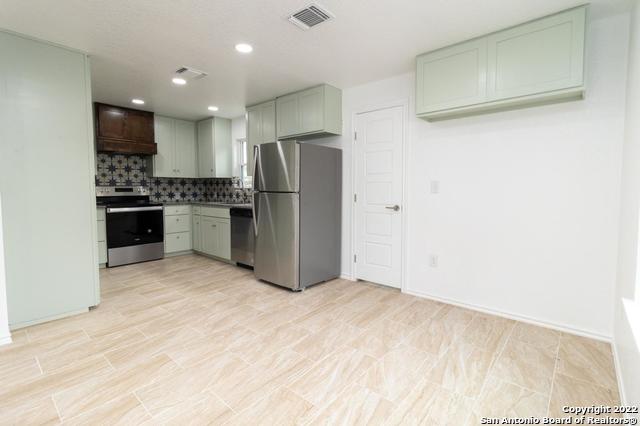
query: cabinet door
197 119 215 178
192 214 201 252
486 7 585 101
153 116 175 177
276 93 299 138
416 38 488 114
260 101 276 143
201 216 220 257
246 105 262 178
215 218 231 260
298 87 324 134
214 117 233 177
174 119 197 177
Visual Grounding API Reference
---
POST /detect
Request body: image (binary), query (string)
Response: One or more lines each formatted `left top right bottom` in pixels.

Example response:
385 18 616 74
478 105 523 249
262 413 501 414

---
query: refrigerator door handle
252 191 258 236
252 144 259 190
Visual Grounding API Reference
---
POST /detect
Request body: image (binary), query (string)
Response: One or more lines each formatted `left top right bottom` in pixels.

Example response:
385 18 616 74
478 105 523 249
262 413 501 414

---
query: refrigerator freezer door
254 192 300 290
254 140 300 192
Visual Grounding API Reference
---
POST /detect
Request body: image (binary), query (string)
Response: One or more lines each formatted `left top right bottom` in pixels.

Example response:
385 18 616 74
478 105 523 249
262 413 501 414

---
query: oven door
106 206 164 248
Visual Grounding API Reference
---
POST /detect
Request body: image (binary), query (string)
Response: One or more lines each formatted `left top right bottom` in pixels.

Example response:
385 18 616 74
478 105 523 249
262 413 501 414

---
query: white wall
231 115 246 143
311 11 630 339
0 196 11 345
231 115 247 178
614 0 640 410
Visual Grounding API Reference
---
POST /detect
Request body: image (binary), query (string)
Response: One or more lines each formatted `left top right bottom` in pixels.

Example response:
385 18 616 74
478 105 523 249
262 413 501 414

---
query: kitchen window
236 138 251 187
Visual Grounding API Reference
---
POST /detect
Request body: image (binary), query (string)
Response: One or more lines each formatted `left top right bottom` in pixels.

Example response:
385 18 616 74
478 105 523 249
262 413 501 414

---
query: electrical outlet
430 180 440 194
429 255 438 268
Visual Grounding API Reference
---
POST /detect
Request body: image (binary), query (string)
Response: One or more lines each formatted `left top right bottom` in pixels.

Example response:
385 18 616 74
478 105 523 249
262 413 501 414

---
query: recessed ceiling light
235 43 253 53
131 99 145 105
208 106 219 112
172 77 187 85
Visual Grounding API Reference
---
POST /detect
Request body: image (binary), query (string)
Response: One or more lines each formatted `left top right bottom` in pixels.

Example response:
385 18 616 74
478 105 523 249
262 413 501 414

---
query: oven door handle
107 206 164 213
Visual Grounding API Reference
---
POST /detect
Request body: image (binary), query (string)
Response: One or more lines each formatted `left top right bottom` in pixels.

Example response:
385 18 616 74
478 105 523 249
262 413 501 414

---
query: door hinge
354 254 357 263
353 193 357 202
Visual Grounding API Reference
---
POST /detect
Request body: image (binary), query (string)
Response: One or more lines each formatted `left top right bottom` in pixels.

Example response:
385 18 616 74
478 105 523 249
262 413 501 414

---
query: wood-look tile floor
0 255 620 425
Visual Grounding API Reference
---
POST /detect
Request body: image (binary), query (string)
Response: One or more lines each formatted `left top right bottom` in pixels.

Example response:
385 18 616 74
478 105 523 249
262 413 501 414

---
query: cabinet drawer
96 207 106 221
97 241 107 264
192 206 201 215
164 205 191 216
200 206 230 219
165 231 191 253
165 214 191 234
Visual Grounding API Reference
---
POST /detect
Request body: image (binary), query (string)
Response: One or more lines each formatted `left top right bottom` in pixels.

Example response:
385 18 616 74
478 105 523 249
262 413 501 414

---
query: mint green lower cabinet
199 212 230 260
97 208 107 266
416 6 586 121
0 30 99 328
201 216 219 257
164 206 192 254
192 213 202 252
165 232 191 253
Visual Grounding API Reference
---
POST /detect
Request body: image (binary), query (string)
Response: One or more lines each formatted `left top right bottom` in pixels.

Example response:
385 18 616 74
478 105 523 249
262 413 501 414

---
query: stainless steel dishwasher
230 207 254 267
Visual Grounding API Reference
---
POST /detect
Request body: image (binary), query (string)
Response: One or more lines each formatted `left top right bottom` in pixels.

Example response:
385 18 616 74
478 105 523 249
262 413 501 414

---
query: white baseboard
0 334 12 346
9 308 89 330
340 273 356 281
403 288 612 342
611 340 628 412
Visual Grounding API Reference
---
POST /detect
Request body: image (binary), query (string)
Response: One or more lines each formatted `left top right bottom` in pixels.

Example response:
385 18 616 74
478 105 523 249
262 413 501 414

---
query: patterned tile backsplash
95 153 251 203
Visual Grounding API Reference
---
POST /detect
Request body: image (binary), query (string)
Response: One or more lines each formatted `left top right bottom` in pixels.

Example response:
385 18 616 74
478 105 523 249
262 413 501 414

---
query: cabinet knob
212 224 216 227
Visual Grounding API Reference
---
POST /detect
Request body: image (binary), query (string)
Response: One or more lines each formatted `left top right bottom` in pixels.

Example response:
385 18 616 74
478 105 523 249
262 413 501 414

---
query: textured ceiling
0 0 632 120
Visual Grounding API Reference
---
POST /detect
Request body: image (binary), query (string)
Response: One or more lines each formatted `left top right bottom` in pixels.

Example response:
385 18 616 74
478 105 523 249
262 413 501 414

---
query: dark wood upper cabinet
94 103 157 155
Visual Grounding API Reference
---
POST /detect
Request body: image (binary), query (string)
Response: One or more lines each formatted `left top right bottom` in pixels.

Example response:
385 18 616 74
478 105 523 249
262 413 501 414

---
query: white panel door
355 106 403 288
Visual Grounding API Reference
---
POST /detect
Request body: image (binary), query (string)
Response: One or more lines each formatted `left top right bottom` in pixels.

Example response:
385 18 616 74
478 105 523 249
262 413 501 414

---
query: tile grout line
34 356 44 375
50 395 64 424
545 334 562 416
133 391 154 420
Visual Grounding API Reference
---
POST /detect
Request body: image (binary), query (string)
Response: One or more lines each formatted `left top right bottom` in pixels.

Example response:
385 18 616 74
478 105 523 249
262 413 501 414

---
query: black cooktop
96 195 162 208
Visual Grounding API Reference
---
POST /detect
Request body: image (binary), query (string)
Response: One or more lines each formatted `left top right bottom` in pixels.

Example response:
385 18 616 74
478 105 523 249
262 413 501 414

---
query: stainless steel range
96 186 164 267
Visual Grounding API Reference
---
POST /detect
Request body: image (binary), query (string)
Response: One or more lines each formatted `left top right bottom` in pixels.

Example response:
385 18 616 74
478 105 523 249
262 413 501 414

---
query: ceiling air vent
288 4 334 30
175 66 208 80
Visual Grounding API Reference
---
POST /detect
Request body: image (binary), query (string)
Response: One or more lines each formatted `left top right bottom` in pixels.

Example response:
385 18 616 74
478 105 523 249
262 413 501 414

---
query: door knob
385 205 400 211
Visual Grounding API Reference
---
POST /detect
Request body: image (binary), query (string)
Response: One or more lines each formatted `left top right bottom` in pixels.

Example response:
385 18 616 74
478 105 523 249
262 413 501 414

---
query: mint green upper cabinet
416 6 587 121
276 84 342 139
276 94 299 138
486 7 585 101
261 101 276 143
299 86 324 134
153 116 175 177
246 100 276 177
153 116 197 177
174 119 197 177
197 117 232 178
197 119 214 177
416 39 488 114
214 117 232 177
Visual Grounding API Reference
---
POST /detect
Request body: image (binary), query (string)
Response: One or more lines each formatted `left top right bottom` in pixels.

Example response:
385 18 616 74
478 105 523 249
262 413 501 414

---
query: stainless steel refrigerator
252 140 341 291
